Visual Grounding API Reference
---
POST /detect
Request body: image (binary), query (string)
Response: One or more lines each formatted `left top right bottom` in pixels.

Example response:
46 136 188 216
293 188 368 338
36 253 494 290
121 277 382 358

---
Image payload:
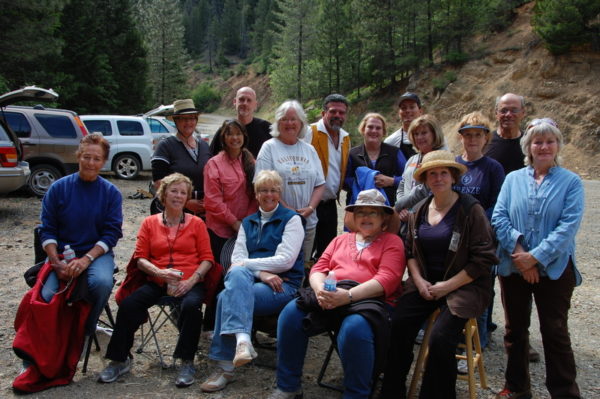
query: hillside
208 2 599 178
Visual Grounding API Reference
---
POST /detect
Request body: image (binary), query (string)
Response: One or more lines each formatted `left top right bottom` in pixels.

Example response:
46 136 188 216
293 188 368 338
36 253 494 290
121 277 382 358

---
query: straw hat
167 99 199 120
413 150 467 183
345 189 394 215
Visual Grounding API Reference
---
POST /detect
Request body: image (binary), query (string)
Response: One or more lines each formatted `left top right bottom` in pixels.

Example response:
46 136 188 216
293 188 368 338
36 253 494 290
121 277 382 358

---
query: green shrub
234 64 247 76
191 83 221 113
443 71 457 83
445 51 469 66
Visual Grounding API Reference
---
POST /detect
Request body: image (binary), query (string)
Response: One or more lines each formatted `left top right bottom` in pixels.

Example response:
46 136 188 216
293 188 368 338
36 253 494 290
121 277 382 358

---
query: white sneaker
232 341 257 367
457 359 468 374
415 328 425 344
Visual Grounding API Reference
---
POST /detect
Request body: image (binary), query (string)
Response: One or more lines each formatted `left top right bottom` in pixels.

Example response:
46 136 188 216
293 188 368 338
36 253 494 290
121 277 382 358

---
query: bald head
495 93 526 139
234 87 258 124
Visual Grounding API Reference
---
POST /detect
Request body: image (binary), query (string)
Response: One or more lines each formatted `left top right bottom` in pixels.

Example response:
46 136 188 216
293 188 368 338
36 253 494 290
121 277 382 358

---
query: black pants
312 199 338 261
381 291 467 399
499 265 580 398
105 281 204 362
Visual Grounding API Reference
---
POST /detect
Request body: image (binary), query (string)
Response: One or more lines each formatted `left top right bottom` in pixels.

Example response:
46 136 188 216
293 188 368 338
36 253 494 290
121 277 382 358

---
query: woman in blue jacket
492 119 584 399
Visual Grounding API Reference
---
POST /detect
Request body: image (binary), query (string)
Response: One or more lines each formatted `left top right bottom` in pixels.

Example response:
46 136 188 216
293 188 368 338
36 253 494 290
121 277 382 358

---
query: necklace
162 212 184 269
430 194 457 212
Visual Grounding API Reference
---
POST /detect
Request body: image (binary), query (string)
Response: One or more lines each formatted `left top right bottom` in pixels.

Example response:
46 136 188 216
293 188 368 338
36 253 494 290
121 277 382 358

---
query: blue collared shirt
491 166 584 285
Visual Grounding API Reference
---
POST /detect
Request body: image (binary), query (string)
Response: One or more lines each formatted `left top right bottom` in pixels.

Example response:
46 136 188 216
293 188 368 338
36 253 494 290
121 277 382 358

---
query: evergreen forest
1 0 598 114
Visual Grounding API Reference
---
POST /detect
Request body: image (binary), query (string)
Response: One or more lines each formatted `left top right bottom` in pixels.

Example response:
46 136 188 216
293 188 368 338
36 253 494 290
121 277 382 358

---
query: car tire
113 154 141 180
28 164 63 197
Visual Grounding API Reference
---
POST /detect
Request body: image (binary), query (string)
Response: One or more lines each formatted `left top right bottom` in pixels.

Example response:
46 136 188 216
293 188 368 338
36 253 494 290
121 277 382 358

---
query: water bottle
323 270 337 292
62 245 76 262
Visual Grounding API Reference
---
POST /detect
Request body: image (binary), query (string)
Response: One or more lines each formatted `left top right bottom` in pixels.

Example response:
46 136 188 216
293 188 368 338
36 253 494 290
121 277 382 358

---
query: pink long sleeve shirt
311 232 406 305
204 152 258 239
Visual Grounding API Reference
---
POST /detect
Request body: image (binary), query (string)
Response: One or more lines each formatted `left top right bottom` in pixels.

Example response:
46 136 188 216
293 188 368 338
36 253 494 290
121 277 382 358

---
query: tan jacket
310 124 350 195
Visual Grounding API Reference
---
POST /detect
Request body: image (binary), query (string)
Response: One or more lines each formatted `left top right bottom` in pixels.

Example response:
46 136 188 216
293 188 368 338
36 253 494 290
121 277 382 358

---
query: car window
35 114 77 138
83 120 113 136
148 118 169 133
4 112 32 138
0 123 10 141
117 120 143 136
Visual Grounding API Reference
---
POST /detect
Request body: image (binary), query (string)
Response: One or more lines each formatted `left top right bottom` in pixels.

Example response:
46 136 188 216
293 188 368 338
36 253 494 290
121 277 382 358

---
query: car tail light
0 146 18 167
75 116 89 136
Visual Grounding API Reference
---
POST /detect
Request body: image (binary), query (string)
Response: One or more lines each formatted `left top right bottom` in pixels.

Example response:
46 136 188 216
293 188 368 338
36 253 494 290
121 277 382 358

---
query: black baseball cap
398 92 421 108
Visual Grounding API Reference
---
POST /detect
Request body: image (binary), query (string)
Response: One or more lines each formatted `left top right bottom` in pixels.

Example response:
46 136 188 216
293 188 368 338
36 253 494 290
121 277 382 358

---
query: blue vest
242 205 304 288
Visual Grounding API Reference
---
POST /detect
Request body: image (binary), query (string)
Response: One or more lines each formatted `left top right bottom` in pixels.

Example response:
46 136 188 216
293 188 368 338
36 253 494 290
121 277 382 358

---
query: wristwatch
85 253 95 263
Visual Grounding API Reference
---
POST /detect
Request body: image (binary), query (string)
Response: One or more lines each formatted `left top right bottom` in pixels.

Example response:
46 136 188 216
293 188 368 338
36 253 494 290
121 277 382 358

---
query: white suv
81 115 153 179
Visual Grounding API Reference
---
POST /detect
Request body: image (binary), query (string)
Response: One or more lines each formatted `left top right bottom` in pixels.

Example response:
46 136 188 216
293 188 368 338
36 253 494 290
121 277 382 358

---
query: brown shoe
528 344 541 362
495 388 532 398
200 369 234 392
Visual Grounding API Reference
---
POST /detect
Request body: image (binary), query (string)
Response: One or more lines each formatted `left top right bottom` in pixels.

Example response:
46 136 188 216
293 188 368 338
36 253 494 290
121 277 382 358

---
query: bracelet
308 205 315 211
347 289 353 303
85 253 95 263
194 271 204 280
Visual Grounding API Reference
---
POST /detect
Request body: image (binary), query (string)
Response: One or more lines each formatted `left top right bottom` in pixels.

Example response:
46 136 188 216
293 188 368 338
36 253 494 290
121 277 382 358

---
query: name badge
449 231 461 252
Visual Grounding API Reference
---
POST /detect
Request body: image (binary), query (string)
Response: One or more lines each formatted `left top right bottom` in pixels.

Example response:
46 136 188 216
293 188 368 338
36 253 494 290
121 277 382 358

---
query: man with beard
210 87 271 158
384 92 423 159
304 94 351 262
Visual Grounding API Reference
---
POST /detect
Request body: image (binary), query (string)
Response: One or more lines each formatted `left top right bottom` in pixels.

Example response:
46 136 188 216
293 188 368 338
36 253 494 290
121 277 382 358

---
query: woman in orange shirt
98 173 214 388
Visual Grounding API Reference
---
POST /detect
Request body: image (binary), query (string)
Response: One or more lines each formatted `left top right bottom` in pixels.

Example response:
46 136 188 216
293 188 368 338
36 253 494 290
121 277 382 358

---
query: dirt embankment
205 2 600 179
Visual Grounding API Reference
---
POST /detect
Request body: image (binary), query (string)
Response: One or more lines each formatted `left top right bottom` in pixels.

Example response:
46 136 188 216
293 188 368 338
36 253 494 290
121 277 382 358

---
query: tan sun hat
345 189 394 215
167 99 199 120
413 150 467 183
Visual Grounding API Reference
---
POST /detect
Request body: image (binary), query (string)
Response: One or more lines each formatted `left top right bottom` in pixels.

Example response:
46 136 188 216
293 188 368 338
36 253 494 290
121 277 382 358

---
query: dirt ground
0 174 598 398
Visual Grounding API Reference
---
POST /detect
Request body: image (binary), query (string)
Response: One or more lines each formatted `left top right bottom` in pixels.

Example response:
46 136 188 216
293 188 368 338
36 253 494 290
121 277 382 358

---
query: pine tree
271 0 317 101
534 0 600 54
134 0 188 106
0 0 65 89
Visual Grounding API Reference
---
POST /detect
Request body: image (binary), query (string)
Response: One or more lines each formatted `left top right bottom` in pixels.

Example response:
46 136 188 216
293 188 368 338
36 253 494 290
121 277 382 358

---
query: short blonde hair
457 111 492 144
521 120 563 166
407 114 445 152
156 173 193 205
271 100 308 139
358 113 387 137
254 170 283 192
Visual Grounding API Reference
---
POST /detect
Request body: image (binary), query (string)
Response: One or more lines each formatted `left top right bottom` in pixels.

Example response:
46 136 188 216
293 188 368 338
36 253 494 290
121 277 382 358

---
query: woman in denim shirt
492 119 584 399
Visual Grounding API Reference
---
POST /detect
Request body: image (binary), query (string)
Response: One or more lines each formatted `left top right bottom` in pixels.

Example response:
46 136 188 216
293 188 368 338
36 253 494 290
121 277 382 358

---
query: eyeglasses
527 118 558 130
497 108 522 115
257 188 280 194
355 210 381 218
460 132 486 139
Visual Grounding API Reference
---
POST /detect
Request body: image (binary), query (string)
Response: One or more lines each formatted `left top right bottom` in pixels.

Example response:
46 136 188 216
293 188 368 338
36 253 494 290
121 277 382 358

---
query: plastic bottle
323 270 337 292
62 245 76 262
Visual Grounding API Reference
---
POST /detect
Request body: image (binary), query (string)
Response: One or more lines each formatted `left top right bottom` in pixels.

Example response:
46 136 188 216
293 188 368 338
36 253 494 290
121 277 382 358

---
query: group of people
12 87 585 399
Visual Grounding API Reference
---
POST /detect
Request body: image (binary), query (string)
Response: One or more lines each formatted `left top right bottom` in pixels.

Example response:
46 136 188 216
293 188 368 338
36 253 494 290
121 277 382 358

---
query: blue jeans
208 266 297 361
41 252 115 335
276 300 375 399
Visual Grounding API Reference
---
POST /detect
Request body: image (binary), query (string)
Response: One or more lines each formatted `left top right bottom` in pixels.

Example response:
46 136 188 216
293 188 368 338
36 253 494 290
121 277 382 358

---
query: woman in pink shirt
268 189 406 399
204 120 258 262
